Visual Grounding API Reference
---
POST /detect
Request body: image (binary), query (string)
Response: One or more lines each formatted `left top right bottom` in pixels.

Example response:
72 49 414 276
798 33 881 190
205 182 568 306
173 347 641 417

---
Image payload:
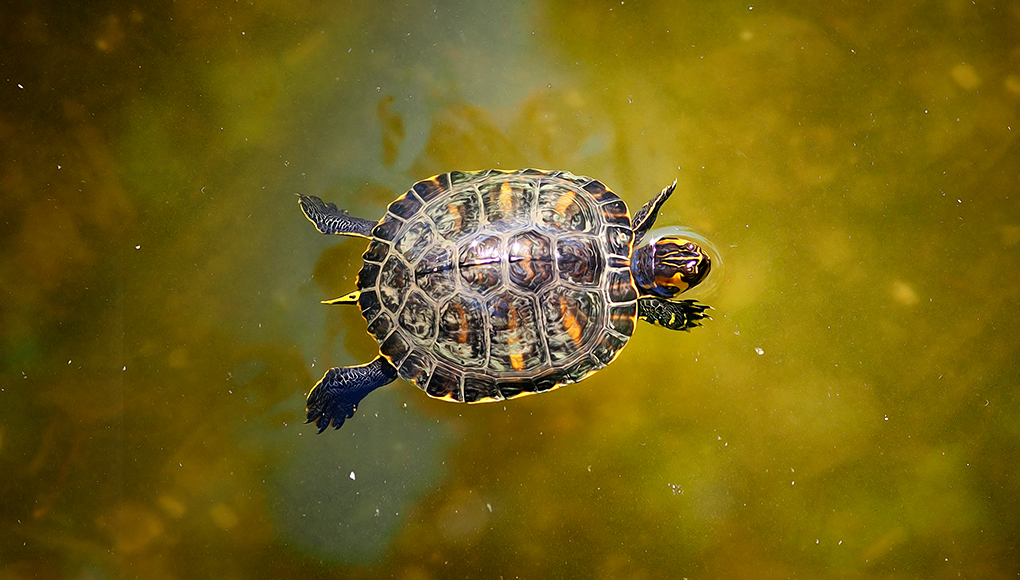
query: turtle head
631 236 712 298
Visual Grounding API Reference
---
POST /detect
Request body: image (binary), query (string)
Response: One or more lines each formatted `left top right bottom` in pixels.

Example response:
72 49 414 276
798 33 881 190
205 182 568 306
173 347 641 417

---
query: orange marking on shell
448 202 463 231
499 181 514 214
513 240 536 283
555 189 576 217
507 306 525 370
451 302 469 344
560 296 582 345
509 353 524 370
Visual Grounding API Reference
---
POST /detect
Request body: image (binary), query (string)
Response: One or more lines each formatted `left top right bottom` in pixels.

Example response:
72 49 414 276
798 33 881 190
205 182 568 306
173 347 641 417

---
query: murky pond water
2 1 1018 578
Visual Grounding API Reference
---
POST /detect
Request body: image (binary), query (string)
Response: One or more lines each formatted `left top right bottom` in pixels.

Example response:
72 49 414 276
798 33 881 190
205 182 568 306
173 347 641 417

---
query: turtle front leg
305 356 399 433
631 180 677 244
297 194 377 237
638 297 711 331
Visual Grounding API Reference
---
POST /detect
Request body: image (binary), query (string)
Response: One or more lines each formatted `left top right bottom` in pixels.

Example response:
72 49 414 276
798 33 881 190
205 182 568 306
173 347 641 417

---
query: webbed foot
638 297 711 331
297 194 377 238
305 356 399 433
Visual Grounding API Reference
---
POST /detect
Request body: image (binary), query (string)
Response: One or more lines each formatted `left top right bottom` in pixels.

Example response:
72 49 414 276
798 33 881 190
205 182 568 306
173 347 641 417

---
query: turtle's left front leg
631 180 677 244
638 297 710 331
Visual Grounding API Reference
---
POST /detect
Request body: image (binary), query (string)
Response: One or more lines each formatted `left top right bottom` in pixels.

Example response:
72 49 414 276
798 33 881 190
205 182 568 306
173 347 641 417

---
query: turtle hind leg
297 194 376 237
638 297 711 331
305 356 398 433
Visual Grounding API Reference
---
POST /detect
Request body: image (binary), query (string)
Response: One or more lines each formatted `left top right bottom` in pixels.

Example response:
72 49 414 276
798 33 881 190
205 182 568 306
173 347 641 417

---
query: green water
2 1 1018 578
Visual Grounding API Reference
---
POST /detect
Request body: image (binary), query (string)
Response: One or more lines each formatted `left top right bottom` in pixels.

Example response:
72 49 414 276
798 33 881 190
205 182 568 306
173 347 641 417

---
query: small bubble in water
754 347 764 355
349 471 356 481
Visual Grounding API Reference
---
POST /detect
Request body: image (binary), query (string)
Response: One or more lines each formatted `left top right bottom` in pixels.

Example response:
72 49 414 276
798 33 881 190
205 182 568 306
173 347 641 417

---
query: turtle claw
303 357 399 434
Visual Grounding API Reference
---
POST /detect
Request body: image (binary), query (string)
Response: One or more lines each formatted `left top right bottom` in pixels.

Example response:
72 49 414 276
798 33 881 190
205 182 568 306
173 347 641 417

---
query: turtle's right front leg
637 297 710 331
305 356 399 432
297 194 376 237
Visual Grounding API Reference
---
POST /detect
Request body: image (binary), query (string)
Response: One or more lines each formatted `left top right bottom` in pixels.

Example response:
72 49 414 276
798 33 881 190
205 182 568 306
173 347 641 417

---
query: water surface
2 1 1018 578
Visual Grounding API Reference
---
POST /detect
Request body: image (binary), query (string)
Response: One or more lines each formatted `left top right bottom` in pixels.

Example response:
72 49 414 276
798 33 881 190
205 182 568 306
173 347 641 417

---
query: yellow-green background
2 1 1018 578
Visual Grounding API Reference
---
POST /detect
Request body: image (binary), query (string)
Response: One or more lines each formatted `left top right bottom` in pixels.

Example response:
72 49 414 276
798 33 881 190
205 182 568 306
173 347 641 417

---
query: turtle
297 169 712 433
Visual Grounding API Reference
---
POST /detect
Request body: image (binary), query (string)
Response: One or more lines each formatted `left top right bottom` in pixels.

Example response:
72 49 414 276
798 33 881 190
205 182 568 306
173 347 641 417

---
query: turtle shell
355 169 638 402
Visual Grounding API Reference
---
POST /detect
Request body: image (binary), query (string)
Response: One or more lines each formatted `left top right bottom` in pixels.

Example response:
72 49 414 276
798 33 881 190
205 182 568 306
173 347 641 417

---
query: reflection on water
2 0 1018 578
273 388 452 564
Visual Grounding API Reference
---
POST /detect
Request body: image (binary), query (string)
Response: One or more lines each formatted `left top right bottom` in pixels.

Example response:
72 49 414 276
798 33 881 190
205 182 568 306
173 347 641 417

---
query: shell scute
435 294 488 368
363 239 389 263
540 288 602 364
394 218 434 264
592 332 629 366
358 262 381 289
425 364 463 401
398 348 434 388
413 175 448 203
605 225 633 257
538 182 595 233
379 255 411 311
373 214 403 241
458 234 503 293
495 380 531 400
608 303 638 336
358 288 382 322
486 291 547 374
398 289 437 342
478 176 534 230
606 269 638 302
600 199 630 226
463 374 502 401
429 187 481 241
381 329 412 367
508 230 555 292
581 179 614 203
555 236 602 287
367 311 393 342
415 244 457 301
387 192 423 220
